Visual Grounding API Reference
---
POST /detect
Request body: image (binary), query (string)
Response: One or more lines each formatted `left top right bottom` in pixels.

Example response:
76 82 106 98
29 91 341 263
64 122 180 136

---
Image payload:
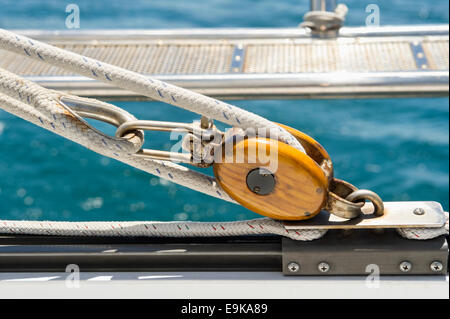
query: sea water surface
0 0 448 222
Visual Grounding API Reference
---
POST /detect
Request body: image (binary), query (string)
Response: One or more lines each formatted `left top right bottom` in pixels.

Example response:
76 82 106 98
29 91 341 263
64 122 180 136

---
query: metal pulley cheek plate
213 135 329 220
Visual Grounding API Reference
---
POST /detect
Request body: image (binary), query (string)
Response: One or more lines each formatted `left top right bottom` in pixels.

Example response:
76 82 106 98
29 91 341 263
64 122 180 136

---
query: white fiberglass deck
0 272 448 299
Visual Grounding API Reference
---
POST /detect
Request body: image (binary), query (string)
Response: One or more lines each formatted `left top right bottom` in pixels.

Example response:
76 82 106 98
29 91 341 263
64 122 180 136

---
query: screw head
430 261 443 272
252 186 261 193
413 208 425 215
318 262 330 273
287 262 300 273
399 261 412 273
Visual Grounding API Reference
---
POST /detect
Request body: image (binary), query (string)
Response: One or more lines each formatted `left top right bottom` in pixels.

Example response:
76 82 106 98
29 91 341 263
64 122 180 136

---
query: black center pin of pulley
246 168 276 195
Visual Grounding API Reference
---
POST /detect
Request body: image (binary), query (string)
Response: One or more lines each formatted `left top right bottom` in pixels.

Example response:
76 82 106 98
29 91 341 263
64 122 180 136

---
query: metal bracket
283 201 446 230
282 229 448 275
410 42 430 70
230 44 245 73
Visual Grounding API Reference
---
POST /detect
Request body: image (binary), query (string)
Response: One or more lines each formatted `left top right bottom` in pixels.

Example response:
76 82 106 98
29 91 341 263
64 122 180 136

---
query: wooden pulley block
213 124 334 220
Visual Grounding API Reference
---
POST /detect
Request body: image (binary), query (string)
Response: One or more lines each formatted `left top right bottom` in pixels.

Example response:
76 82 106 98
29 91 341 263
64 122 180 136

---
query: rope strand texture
0 213 446 240
0 29 447 241
0 69 235 202
0 29 324 241
0 28 305 153
0 88 447 241
0 218 327 241
396 211 449 240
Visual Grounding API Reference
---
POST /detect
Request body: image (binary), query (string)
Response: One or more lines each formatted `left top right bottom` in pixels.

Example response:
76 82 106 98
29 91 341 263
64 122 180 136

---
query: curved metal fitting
60 97 138 128
346 189 384 217
116 118 222 166
325 178 384 219
59 96 145 148
301 3 348 36
116 120 214 138
182 119 224 167
325 178 364 219
60 97 222 166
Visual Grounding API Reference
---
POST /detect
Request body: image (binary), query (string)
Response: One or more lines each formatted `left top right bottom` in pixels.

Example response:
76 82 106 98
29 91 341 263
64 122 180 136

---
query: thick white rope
1 87 443 242
0 27 305 204
396 211 449 240
0 72 235 203
0 214 446 240
0 28 305 153
0 30 326 241
0 29 447 241
0 90 330 241
0 218 327 241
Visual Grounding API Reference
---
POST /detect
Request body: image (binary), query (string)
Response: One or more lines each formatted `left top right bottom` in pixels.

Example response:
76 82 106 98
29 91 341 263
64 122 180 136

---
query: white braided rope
0 91 329 240
0 30 326 241
0 28 305 153
0 96 324 241
0 71 235 202
0 29 446 241
0 218 327 241
0 215 446 240
396 211 449 240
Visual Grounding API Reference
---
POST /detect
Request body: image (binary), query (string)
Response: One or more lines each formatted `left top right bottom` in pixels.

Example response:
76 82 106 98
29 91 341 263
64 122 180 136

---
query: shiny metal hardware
59 96 145 145
287 262 300 273
116 120 214 137
323 177 384 219
325 178 364 219
413 208 426 215
430 261 444 272
310 0 337 12
62 95 389 222
283 232 448 276
60 96 139 129
317 262 330 273
10 26 448 100
115 118 221 166
302 0 348 36
346 189 384 217
61 96 220 166
399 261 412 273
283 201 446 230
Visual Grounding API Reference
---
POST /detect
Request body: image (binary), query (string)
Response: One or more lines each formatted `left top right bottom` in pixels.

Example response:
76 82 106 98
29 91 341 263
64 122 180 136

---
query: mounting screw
252 186 261 193
318 262 330 273
430 261 443 272
413 208 425 215
287 262 300 273
399 261 412 273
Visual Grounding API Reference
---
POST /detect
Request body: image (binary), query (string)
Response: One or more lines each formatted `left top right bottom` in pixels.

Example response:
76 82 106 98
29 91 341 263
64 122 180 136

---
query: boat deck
1 25 448 100
1 272 448 299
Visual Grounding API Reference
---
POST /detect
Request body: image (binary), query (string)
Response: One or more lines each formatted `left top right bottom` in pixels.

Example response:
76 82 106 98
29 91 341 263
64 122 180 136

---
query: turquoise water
0 1 448 222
